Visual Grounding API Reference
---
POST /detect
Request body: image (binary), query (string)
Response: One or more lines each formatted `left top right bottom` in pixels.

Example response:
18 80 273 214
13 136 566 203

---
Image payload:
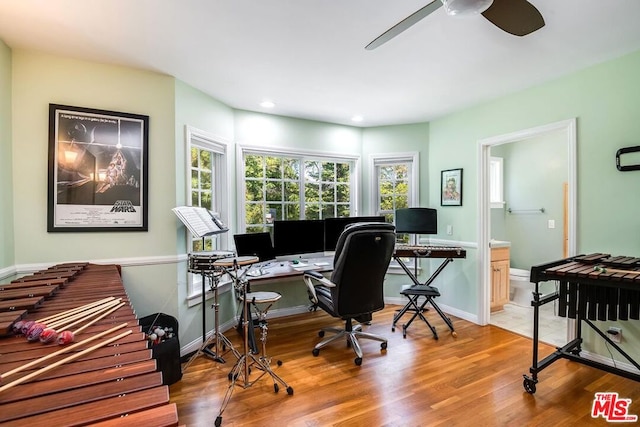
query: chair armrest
303 271 335 304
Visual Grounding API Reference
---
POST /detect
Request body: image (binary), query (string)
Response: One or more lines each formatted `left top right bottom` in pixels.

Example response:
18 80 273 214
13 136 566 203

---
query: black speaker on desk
395 208 437 235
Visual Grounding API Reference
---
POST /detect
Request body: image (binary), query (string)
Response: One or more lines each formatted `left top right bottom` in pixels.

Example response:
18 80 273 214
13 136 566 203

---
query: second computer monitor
395 208 437 234
233 232 276 262
273 219 325 257
323 216 386 251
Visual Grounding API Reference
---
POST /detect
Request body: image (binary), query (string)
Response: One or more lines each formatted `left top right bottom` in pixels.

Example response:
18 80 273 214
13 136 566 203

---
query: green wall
11 50 180 320
428 48 640 363
0 39 13 274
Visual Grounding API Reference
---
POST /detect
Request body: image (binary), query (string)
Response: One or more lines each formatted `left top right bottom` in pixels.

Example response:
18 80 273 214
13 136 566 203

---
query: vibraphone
392 244 466 338
0 263 180 426
524 253 640 394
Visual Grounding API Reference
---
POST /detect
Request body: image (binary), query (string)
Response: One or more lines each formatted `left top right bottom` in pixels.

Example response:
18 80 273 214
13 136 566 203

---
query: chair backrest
330 222 396 318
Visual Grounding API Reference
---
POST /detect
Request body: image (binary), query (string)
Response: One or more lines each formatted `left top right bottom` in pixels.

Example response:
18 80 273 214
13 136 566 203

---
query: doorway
476 119 577 336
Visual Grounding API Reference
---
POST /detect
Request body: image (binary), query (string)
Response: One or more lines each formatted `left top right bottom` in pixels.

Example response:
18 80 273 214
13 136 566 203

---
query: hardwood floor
170 305 640 426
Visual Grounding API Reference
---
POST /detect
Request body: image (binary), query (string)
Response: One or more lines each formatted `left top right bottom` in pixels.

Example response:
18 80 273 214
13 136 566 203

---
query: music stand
172 207 234 368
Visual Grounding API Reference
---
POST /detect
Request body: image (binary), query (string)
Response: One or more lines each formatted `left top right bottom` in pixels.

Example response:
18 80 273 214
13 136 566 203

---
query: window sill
187 278 233 307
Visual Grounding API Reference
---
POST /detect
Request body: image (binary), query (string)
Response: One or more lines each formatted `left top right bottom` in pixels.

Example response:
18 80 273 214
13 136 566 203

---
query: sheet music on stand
172 206 228 237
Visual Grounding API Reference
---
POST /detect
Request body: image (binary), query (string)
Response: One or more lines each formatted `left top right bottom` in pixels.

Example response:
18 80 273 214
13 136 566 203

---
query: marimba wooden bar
523 253 640 394
0 263 180 426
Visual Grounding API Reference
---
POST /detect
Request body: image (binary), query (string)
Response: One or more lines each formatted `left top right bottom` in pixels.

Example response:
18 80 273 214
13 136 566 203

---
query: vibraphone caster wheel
354 357 362 366
274 383 279 393
215 416 222 426
286 386 294 395
380 342 387 351
312 348 320 357
523 376 537 394
391 325 396 332
451 331 457 338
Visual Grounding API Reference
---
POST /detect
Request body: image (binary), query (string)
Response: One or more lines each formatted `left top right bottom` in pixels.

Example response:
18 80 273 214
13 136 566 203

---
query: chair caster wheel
215 416 222 426
277 360 283 366
354 357 362 366
274 383 279 393
318 330 325 338
286 386 294 395
312 348 320 357
381 342 387 351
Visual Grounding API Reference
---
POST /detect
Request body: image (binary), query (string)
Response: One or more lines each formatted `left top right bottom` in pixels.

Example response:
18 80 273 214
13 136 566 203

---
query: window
490 156 504 208
370 153 419 244
239 146 359 233
185 126 229 298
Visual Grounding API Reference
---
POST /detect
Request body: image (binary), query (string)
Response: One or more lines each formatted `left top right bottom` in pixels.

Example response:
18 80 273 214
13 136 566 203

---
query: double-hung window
185 126 229 298
370 153 419 244
239 146 359 233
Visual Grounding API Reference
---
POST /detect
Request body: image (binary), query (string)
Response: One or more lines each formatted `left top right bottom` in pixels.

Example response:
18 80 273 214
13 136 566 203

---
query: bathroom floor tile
490 302 567 347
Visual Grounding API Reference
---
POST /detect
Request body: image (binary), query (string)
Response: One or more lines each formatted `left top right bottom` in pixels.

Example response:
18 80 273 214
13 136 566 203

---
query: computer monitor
233 232 276 262
323 216 386 251
395 208 437 234
273 220 325 257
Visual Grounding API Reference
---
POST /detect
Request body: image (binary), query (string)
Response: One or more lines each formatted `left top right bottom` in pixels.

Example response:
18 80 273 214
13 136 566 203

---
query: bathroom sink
489 239 511 248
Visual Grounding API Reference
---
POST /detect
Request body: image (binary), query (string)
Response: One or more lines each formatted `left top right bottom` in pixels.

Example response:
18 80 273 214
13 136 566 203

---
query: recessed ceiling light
260 100 275 108
351 115 363 122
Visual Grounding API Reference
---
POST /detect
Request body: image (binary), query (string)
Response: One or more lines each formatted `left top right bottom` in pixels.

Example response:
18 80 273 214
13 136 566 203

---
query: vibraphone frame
524 253 640 394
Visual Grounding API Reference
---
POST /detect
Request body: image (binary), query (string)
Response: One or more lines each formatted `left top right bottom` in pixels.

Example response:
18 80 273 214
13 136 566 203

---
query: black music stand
172 207 234 368
392 208 457 339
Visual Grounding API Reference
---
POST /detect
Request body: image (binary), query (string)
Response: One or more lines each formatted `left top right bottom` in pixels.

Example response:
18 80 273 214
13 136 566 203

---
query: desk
233 257 333 352
244 257 333 283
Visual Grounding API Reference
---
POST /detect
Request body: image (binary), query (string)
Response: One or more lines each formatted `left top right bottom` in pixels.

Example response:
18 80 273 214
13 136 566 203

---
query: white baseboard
384 296 478 325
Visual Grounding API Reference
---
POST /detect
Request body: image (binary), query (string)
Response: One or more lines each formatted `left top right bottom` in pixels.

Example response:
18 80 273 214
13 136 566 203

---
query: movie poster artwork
47 104 149 232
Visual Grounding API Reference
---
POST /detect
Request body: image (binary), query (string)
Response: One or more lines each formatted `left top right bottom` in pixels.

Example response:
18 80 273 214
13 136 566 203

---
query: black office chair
303 222 396 365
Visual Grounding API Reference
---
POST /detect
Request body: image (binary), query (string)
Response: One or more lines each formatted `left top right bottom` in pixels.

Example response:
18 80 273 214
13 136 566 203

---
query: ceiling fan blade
365 1 443 50
481 0 544 36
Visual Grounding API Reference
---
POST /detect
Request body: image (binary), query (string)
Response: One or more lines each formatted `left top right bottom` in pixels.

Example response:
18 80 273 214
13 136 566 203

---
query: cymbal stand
183 268 239 372
215 260 293 427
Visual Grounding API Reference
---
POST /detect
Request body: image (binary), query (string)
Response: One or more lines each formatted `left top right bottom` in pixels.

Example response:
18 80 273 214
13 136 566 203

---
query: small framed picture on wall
441 168 463 206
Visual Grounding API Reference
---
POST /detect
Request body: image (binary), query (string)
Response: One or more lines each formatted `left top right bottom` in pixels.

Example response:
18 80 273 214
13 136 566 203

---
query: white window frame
236 144 361 232
369 152 419 225
369 152 419 272
490 156 505 209
185 126 231 301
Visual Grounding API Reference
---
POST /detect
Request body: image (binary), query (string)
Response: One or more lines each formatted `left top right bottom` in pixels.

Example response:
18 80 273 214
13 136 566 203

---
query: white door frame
476 118 577 326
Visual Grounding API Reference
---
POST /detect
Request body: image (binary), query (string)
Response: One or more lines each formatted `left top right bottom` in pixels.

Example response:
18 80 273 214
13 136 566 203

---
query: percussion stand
183 261 238 372
215 259 293 427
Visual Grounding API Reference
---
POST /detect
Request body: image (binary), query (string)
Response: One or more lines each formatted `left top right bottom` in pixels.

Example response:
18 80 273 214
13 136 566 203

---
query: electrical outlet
446 225 453 235
607 327 622 343
548 219 555 229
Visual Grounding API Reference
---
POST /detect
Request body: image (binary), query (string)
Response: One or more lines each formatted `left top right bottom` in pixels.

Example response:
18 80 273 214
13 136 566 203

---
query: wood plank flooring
170 305 640 426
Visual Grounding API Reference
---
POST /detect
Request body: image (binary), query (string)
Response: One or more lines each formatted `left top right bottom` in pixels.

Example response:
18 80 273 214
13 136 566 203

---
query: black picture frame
47 104 149 232
441 168 463 206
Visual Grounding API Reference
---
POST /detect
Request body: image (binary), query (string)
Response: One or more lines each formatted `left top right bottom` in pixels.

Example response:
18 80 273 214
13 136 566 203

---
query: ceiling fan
365 0 545 50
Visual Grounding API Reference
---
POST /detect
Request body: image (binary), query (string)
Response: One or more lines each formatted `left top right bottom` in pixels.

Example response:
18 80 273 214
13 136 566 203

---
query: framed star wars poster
47 104 149 232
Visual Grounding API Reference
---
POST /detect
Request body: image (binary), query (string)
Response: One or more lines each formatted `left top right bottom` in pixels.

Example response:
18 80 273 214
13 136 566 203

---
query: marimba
0 263 180 426
524 253 640 394
392 244 466 338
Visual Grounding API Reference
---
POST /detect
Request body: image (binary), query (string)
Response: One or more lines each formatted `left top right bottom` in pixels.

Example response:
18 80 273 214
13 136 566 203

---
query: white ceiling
1 1 640 127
